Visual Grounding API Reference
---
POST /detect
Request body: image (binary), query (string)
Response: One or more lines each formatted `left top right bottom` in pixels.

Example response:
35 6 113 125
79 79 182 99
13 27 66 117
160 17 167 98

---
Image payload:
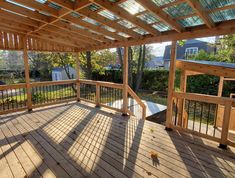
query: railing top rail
31 80 77 87
0 83 27 90
173 91 235 105
127 86 146 109
80 79 123 89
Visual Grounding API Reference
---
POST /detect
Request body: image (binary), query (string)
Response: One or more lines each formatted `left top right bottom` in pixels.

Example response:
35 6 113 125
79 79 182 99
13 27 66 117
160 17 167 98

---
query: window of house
185 47 198 59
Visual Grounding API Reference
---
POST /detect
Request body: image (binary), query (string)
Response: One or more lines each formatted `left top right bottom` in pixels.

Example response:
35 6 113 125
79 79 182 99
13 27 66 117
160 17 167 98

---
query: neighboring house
163 39 216 69
52 66 76 81
145 56 164 69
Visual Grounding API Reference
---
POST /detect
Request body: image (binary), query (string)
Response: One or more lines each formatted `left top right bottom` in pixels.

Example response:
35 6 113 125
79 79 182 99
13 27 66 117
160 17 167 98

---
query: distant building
163 39 216 69
145 56 164 69
52 66 76 81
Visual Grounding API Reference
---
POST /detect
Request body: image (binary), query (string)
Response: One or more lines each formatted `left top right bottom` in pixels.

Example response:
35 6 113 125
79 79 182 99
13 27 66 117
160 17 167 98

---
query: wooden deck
0 102 235 178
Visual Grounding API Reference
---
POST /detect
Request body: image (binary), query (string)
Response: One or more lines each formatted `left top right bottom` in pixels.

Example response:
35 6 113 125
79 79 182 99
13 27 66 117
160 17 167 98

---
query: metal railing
172 91 235 147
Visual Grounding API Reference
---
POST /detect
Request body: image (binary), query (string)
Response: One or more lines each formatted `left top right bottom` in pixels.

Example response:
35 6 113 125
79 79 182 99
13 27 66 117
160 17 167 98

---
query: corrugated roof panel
119 0 145 15
101 26 116 32
35 0 47 4
118 20 136 29
199 0 235 10
178 16 204 27
152 23 171 32
164 2 193 18
117 32 130 38
88 4 100 11
48 2 62 10
6 0 35 11
83 17 100 26
133 28 149 35
151 0 176 7
70 12 81 18
98 10 119 20
210 9 235 22
137 12 159 24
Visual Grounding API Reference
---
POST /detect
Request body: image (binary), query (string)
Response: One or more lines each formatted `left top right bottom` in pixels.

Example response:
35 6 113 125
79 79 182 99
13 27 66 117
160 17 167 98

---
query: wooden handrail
127 86 146 119
79 79 123 89
173 91 235 105
31 80 77 87
0 83 26 90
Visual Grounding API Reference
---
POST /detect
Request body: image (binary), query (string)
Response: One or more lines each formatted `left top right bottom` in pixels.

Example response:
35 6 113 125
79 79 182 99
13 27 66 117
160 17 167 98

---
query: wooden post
23 36 32 111
75 53 80 101
219 100 232 149
178 70 187 127
165 40 177 130
122 46 128 115
216 76 224 127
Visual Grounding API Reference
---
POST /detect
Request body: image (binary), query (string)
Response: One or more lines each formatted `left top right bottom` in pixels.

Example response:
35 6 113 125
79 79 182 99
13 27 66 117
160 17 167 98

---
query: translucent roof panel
178 16 204 27
119 0 145 15
88 4 100 11
101 26 116 32
83 17 100 26
164 2 193 18
6 0 35 11
118 20 136 29
152 23 171 32
199 0 235 10
98 10 119 20
152 0 176 7
137 12 159 24
48 2 62 10
70 12 81 18
210 9 235 22
133 28 149 35
35 0 47 4
117 32 130 38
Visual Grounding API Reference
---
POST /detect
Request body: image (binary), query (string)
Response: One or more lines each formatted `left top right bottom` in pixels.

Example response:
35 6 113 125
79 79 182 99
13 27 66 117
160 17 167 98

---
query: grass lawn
137 91 167 105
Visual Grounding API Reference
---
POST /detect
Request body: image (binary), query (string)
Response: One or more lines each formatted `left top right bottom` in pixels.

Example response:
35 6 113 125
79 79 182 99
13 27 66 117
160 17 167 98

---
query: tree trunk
128 47 133 87
135 45 142 92
117 48 123 71
86 51 92 79
135 45 146 92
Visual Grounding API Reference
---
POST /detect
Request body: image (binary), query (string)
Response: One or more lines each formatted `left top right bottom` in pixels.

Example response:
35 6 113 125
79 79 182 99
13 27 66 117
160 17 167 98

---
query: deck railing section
0 80 146 119
127 86 146 119
172 91 235 147
31 80 77 107
0 84 27 113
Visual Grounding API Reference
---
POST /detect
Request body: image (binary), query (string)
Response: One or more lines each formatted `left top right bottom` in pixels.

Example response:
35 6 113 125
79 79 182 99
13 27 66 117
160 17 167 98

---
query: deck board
0 102 235 178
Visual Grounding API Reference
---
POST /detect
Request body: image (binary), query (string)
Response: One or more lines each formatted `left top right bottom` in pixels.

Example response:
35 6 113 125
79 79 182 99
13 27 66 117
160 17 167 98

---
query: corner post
219 100 232 149
122 46 128 116
165 40 177 131
23 36 32 111
178 70 187 127
96 83 100 107
75 53 80 102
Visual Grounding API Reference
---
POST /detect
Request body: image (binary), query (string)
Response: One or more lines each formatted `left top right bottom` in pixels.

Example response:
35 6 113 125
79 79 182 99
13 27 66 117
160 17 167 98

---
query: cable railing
172 91 235 147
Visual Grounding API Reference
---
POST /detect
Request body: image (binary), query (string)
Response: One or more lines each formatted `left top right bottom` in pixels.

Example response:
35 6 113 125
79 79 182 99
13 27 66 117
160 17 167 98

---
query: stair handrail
127 86 146 119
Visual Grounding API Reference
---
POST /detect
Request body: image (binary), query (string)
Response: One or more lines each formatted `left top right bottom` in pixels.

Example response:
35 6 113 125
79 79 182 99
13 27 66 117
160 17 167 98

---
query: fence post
75 53 80 101
23 36 32 111
96 83 100 107
219 100 232 149
165 40 177 131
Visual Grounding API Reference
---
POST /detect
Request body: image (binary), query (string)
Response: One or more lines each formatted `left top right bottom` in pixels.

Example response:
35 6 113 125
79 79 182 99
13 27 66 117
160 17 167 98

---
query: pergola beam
185 0 215 28
136 0 184 32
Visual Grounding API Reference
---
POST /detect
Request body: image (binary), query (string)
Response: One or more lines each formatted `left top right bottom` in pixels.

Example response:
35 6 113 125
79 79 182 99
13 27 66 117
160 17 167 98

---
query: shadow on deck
0 101 235 178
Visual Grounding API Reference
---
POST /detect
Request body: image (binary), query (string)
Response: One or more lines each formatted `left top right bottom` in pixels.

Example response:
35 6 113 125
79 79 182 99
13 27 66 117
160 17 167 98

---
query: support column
122 46 128 116
165 40 177 130
178 70 187 127
215 76 224 128
75 53 80 102
23 36 32 111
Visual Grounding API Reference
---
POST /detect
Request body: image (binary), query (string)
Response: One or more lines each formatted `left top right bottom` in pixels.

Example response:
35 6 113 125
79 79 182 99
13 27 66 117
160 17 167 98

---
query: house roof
0 0 234 52
181 60 235 69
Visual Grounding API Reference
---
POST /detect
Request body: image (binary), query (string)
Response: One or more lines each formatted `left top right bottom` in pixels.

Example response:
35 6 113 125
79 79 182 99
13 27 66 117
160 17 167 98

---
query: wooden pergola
0 0 235 149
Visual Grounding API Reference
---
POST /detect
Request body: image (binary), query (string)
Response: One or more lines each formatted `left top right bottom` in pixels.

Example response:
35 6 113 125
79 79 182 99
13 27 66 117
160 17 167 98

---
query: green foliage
32 92 45 103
